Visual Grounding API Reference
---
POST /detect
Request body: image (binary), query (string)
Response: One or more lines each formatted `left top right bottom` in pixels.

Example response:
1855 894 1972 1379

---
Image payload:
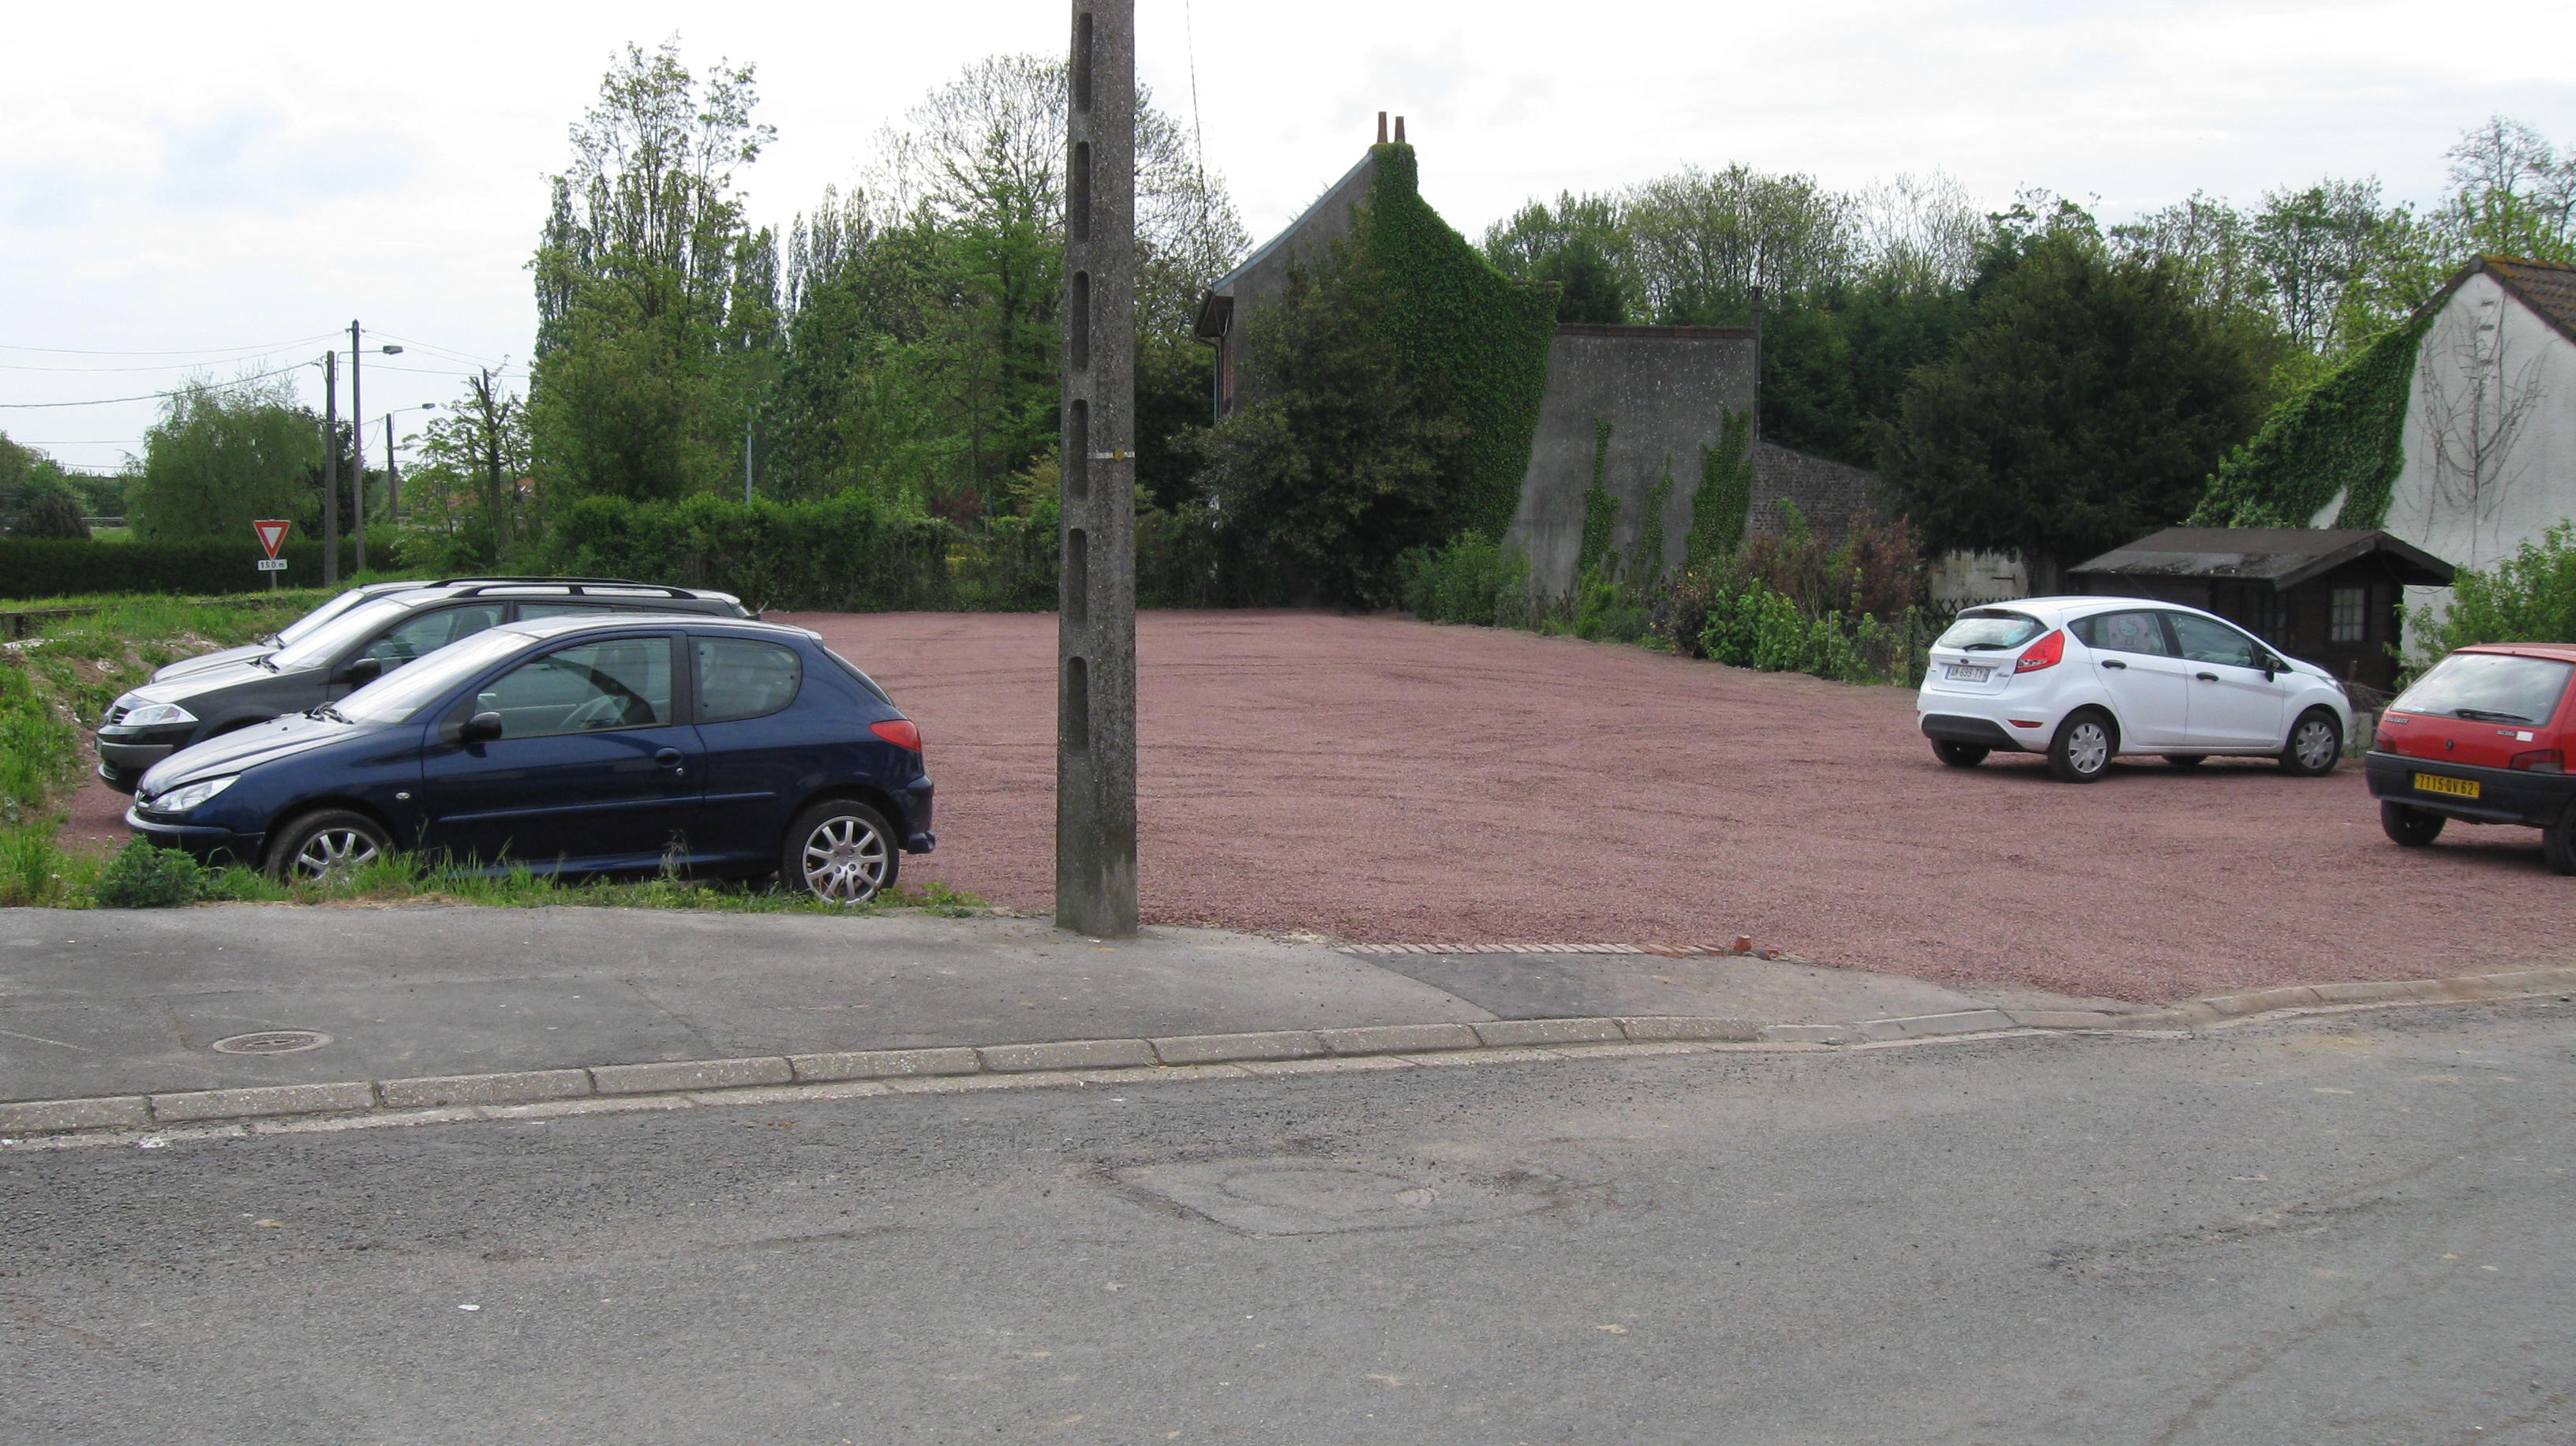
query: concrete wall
1503 326 1758 595
1926 549 2030 606
1749 442 1885 544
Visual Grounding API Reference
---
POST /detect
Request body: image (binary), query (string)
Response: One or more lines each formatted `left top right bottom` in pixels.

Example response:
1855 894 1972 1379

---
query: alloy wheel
291 829 380 882
799 815 889 904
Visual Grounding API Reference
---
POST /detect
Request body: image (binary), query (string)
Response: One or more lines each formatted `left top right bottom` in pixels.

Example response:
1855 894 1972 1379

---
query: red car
2366 642 2576 871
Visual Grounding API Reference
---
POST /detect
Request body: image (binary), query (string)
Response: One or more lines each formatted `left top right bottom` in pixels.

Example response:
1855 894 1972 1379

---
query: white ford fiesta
1915 596 2354 782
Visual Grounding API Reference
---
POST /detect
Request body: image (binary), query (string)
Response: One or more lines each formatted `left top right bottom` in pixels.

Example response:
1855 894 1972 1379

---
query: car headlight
150 775 237 813
120 702 197 729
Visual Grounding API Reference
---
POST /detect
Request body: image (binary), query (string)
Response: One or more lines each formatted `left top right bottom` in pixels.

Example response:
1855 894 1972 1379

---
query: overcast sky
6 0 2570 474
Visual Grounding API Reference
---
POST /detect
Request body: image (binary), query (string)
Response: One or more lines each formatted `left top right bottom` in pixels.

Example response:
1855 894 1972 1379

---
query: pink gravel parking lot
779 609 2576 1003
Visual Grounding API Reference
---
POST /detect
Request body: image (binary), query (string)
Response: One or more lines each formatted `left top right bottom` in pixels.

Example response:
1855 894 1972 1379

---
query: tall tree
127 379 325 540
1877 230 2274 573
529 39 773 503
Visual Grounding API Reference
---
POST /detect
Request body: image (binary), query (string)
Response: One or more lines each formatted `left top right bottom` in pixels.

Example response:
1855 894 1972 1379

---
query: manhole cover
209 1030 334 1055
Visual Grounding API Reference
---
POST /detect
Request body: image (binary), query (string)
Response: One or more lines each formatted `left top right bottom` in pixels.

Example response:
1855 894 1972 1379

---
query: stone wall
1503 325 1758 595
1748 442 1886 544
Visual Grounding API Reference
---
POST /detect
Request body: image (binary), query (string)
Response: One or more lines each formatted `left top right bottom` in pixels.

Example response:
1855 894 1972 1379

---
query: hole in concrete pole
1070 142 1092 243
1073 12 1093 112
1065 529 1088 626
1069 270 1091 369
1064 655 1091 750
1066 399 1090 501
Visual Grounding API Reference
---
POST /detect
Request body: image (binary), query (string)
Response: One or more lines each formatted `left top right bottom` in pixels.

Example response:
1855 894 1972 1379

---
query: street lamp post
380 403 437 526
348 324 405 575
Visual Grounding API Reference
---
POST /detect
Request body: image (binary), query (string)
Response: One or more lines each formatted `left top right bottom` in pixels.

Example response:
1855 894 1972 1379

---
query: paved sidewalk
0 905 2104 1104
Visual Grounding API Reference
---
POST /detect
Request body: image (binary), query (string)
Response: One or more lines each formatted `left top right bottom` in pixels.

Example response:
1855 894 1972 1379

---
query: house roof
2418 256 2576 349
2487 257 2576 337
1193 151 1380 339
2069 527 2456 590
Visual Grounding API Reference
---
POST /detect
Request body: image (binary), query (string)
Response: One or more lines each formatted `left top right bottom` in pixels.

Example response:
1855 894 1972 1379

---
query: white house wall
2383 271 2576 649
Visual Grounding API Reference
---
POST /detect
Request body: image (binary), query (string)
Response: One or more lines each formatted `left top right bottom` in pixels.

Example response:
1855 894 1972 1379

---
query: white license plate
1945 664 1991 683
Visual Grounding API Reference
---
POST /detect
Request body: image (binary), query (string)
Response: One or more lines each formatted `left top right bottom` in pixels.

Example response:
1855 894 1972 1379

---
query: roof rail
429 575 675 589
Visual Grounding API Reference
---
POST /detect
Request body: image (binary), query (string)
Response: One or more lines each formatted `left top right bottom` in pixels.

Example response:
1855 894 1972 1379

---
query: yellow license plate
2414 773 2481 800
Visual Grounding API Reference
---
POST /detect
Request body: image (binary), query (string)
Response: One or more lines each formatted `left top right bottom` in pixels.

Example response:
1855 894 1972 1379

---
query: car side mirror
443 710 504 744
338 655 384 687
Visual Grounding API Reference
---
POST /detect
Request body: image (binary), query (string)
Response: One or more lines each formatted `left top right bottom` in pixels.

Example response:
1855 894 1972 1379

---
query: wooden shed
2067 527 2455 690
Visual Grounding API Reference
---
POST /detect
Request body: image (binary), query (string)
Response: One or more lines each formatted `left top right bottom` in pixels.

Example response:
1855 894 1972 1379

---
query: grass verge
5 830 989 916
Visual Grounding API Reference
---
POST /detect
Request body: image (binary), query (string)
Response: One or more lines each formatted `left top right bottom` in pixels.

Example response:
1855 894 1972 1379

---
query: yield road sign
253 519 290 558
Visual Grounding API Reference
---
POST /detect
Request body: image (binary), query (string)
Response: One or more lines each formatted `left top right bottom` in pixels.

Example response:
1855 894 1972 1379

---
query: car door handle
654 748 685 770
2099 659 2126 669
2196 672 2219 682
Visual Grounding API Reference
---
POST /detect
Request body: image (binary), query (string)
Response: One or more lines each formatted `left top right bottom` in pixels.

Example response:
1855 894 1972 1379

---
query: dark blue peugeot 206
124 614 933 903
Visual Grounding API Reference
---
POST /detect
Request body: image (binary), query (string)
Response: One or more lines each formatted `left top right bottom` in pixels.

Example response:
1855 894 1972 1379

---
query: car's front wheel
265 808 393 885
1932 740 1989 768
2047 710 2116 783
2279 709 2343 777
2379 801 2444 848
783 798 899 905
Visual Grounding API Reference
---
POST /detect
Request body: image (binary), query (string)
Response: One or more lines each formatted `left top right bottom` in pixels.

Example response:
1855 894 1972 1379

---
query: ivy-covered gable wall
2189 314 2432 530
1357 144 1559 540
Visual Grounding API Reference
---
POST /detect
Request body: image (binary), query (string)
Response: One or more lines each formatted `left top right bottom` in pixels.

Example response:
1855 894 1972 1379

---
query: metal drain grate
209 1029 334 1055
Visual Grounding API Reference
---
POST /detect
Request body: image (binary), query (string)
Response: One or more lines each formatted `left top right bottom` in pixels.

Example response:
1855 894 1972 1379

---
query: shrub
1399 532 1530 627
2409 519 2576 665
94 839 208 908
0 823 91 907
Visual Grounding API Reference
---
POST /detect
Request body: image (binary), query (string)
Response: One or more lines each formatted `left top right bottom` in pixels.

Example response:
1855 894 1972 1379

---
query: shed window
2330 586 2366 643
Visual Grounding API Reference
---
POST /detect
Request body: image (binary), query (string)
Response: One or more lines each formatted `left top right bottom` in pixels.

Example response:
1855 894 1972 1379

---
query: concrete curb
5 966 2573 1142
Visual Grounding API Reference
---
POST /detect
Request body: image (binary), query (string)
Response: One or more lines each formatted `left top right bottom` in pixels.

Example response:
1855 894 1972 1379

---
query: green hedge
538 493 965 612
0 537 361 600
2190 315 2431 529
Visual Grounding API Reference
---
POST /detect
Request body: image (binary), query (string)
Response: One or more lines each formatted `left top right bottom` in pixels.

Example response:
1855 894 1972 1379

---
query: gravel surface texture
777 609 2576 1002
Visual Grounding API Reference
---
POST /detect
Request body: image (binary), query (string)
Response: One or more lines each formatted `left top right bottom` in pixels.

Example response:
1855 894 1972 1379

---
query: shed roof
2069 527 2456 590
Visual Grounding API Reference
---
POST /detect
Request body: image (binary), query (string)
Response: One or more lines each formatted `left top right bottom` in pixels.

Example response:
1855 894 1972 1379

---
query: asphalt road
7 1002 2570 1445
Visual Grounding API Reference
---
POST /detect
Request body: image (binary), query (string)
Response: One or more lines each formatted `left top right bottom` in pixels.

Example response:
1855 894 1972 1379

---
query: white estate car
1915 597 2353 782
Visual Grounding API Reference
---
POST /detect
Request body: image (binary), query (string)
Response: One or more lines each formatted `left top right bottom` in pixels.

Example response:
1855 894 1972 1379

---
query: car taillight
2511 748 2564 774
2373 729 2397 751
2015 630 2065 673
870 718 922 752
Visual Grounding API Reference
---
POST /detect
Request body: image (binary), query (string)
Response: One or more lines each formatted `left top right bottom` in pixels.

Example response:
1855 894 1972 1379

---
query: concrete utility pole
349 320 366 575
1055 0 1139 938
320 349 339 586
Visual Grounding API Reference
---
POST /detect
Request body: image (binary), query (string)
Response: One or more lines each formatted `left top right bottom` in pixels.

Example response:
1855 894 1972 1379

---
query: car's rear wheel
2279 709 2343 777
1932 740 1989 768
265 809 392 884
2379 801 2445 848
2544 807 2576 876
2047 710 2115 783
783 798 898 905
2162 755 2206 768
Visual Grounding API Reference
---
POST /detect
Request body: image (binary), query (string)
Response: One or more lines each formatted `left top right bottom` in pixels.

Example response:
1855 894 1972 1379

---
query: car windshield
2390 652 2576 726
1934 610 2045 651
268 595 427 672
334 628 532 725
273 586 386 647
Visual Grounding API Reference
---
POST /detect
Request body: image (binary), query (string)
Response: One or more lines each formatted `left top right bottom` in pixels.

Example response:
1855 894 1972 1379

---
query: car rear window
1934 610 2045 651
823 647 892 704
2391 652 2576 727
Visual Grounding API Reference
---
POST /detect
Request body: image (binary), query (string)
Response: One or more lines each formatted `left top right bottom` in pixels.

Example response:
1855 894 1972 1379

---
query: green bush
1399 532 1530 627
94 839 208 908
0 537 361 600
2408 520 2576 665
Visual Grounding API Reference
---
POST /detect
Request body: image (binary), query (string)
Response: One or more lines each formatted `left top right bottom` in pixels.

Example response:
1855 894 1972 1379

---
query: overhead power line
0 361 313 409
0 332 339 358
